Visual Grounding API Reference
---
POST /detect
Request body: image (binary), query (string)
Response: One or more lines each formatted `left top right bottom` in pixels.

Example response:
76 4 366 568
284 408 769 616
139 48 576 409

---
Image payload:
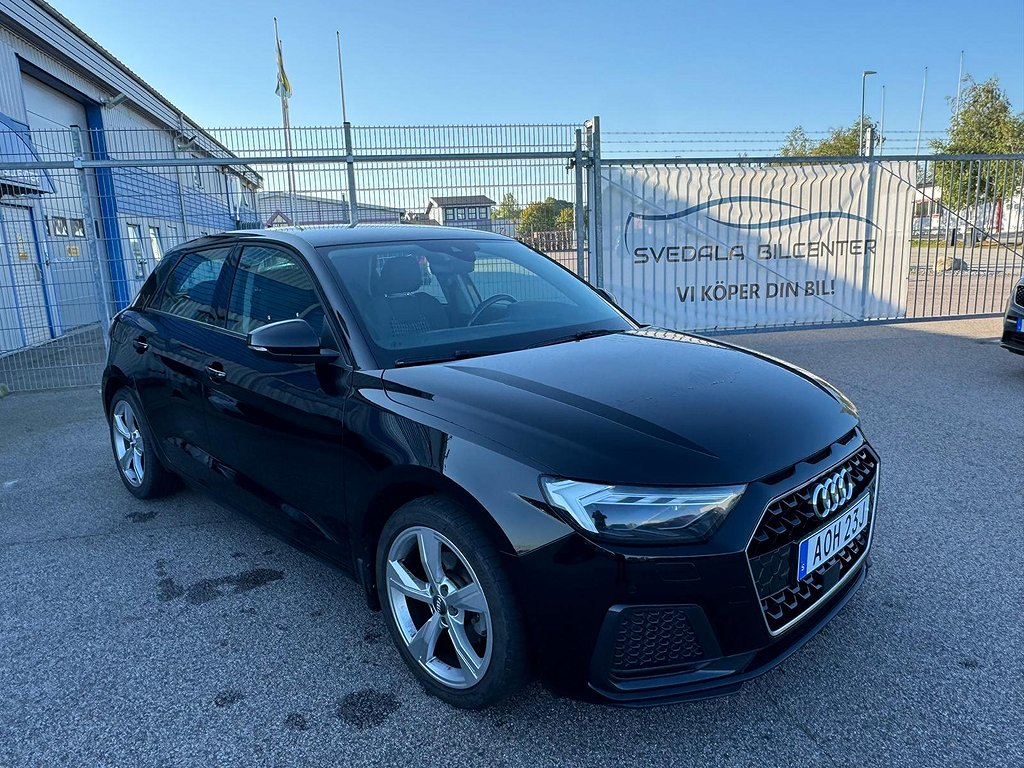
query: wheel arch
357 466 516 605
102 366 130 415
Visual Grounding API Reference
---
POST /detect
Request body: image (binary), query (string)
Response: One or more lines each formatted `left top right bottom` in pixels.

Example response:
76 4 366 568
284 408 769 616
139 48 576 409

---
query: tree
930 76 1024 212
554 207 575 231
491 192 521 222
779 118 878 156
518 197 573 235
780 126 812 156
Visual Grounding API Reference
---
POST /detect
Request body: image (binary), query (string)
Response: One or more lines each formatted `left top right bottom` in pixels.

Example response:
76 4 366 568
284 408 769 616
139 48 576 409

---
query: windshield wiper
524 328 625 350
393 349 496 368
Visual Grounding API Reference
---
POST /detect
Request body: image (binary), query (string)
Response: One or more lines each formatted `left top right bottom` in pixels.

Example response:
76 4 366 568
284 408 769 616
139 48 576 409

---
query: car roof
182 224 508 252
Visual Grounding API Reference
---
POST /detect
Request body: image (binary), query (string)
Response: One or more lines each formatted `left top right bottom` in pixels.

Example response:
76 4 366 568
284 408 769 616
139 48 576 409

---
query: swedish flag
275 35 292 100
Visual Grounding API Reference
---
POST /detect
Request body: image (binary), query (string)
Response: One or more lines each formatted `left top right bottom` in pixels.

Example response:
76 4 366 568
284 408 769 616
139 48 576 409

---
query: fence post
71 126 113 351
586 116 603 286
573 128 585 277
860 127 878 319
174 114 190 239
343 121 359 227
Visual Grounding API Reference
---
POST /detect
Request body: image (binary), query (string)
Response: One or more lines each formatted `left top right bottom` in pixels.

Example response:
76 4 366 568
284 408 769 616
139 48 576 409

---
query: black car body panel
381 327 859 487
102 226 877 705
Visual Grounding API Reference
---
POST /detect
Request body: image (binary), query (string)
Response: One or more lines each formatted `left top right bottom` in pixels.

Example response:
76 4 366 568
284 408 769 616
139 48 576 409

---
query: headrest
378 256 424 296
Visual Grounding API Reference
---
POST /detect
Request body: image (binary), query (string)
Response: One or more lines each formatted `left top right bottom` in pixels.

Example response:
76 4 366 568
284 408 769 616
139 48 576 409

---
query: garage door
21 75 90 152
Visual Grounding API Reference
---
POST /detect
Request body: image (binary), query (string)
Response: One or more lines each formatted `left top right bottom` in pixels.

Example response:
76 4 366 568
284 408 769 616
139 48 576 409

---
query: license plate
1017 318 1023 332
797 494 871 580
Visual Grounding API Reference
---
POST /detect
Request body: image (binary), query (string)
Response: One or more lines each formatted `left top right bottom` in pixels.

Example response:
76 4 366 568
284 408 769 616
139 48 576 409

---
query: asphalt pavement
1 317 1021 767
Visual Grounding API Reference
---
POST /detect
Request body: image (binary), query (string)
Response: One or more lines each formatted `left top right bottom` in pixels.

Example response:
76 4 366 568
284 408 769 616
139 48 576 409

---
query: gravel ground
0 317 1021 767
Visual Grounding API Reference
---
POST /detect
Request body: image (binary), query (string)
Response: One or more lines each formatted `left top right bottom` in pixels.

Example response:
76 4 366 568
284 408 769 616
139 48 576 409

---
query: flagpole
954 50 964 119
915 66 928 156
337 30 358 226
275 17 296 198
336 31 348 124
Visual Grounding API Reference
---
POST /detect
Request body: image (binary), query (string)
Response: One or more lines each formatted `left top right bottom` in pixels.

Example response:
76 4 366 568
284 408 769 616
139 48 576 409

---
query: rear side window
225 245 329 338
152 246 232 324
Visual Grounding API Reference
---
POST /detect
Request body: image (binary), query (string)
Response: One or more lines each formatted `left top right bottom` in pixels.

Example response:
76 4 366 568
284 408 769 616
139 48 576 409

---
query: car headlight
541 478 745 542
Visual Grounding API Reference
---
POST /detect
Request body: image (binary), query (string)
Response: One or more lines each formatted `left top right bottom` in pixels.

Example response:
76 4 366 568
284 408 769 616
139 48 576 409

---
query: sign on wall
599 162 915 330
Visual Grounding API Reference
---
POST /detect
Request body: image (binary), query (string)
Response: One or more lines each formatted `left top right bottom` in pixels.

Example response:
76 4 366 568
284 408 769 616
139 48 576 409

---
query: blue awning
0 114 53 195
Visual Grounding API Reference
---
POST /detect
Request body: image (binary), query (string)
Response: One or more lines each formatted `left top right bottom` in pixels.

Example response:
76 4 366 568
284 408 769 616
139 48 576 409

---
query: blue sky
52 0 1023 140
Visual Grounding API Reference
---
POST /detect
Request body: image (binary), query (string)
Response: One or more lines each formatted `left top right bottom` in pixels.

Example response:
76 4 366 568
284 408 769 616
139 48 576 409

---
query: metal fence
0 122 589 391
0 117 1022 392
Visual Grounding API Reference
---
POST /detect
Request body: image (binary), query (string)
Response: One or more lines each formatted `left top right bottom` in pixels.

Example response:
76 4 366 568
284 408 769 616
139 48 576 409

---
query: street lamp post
859 69 877 155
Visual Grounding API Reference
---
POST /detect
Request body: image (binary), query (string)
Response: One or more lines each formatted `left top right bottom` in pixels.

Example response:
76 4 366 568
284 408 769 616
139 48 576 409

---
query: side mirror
247 318 339 364
594 287 618 306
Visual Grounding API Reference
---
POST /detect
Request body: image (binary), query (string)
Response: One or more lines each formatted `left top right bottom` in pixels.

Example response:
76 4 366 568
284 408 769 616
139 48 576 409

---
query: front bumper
511 430 878 705
1002 309 1024 355
588 560 869 705
1003 284 1024 355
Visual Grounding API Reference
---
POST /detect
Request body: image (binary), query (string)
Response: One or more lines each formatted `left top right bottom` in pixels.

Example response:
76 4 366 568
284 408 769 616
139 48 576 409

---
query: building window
190 153 205 189
70 218 85 237
444 208 455 221
148 226 163 262
126 223 146 278
456 208 466 220
50 216 68 236
167 225 178 245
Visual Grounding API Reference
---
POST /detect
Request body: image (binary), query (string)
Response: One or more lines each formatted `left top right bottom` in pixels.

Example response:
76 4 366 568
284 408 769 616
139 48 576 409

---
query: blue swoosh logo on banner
707 210 877 229
623 195 876 250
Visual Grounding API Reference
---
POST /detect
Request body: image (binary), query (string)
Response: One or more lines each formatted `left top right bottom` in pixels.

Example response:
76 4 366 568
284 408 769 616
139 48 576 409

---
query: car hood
382 328 859 486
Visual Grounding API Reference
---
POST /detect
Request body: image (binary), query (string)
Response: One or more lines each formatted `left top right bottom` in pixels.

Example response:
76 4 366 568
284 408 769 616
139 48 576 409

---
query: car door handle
132 337 149 353
206 363 227 382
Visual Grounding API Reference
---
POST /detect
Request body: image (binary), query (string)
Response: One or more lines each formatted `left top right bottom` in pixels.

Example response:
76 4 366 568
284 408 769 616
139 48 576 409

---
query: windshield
319 237 633 368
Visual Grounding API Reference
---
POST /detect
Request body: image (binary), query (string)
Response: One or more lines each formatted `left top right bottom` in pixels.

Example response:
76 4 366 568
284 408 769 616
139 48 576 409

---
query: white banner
599 162 915 330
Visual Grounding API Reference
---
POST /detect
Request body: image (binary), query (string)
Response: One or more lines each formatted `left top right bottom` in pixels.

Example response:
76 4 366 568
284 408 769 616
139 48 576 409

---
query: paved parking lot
1 317 1021 767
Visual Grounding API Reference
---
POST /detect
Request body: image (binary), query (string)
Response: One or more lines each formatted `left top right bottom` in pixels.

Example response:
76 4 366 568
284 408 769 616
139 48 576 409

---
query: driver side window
225 245 329 339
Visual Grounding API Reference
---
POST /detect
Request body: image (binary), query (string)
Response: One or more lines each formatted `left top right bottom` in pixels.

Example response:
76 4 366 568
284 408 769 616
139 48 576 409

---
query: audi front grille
747 445 879 634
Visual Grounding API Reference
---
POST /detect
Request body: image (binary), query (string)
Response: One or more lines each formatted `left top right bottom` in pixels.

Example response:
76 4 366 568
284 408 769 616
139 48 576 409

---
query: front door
201 243 350 551
0 204 51 347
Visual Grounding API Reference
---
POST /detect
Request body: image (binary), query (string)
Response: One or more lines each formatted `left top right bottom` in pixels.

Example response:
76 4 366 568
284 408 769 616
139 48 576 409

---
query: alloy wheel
385 526 492 688
111 399 145 487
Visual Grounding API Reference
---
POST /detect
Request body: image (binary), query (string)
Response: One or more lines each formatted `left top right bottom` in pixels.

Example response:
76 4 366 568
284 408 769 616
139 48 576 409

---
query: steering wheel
468 294 518 326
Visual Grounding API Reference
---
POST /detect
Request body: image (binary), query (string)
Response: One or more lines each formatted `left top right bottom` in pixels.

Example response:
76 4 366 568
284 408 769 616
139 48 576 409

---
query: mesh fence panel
0 121 1021 392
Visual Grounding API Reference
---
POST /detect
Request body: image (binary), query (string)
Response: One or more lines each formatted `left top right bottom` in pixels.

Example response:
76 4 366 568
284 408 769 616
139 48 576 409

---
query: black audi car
102 225 879 708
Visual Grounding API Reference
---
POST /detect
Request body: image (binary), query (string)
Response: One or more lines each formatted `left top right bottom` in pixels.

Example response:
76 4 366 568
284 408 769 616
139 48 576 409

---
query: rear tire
376 496 530 709
108 387 178 499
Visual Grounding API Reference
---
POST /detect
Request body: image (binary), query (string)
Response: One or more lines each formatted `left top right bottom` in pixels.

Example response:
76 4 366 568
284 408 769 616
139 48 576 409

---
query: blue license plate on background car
1017 318 1023 332
796 495 871 580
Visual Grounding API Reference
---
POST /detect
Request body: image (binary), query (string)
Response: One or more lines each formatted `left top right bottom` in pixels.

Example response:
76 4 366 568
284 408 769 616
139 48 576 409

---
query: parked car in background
1002 276 1024 356
101 226 880 708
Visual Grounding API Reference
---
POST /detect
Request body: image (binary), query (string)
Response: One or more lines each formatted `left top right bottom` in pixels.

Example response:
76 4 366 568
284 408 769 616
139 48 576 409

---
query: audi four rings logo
811 468 854 518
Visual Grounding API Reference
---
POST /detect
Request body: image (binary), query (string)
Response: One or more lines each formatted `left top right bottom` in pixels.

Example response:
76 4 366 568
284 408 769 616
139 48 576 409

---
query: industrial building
0 0 259 356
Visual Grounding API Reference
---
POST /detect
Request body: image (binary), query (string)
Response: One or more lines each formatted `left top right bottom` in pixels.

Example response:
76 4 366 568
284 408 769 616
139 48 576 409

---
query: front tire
376 496 530 709
108 387 177 499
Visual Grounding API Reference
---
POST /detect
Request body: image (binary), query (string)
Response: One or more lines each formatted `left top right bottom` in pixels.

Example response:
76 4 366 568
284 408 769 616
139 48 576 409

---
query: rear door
133 243 234 480
201 243 350 548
